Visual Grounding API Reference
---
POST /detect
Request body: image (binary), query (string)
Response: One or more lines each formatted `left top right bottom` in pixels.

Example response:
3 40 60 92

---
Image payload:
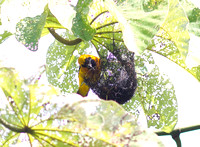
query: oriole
77 54 101 97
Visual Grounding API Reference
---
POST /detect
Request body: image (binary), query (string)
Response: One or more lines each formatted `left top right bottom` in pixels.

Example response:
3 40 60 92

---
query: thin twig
95 30 122 35
95 21 119 30
93 35 124 42
90 11 109 25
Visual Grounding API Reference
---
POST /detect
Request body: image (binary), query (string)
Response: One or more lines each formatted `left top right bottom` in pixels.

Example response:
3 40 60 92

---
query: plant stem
48 28 82 45
172 133 182 147
0 117 23 133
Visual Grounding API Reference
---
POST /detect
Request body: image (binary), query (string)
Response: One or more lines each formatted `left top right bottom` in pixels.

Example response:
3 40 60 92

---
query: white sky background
0 33 200 146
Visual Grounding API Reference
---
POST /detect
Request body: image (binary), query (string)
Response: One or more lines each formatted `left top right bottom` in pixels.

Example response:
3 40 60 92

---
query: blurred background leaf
15 6 48 51
0 67 163 146
31 96 164 146
0 68 29 126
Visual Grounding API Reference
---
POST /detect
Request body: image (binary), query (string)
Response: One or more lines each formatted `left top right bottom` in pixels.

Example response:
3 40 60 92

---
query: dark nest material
86 42 137 104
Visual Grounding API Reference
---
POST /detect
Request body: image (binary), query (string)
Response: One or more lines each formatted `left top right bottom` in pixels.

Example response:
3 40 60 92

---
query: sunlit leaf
72 12 96 41
0 71 164 146
0 0 6 5
147 2 200 82
185 34 200 68
42 10 66 37
28 84 60 127
137 52 177 133
104 0 168 54
0 68 59 146
142 0 167 12
157 0 190 60
146 0 200 81
31 95 164 146
15 6 48 51
0 67 29 126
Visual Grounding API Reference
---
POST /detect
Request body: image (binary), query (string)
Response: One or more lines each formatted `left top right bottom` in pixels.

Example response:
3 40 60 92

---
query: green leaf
42 10 66 36
157 0 190 60
15 6 48 51
72 0 96 41
0 69 163 146
146 2 200 82
0 31 12 44
28 84 59 127
0 67 29 126
31 96 164 146
142 0 168 12
0 0 6 5
104 0 168 54
75 0 93 13
46 30 89 93
0 68 59 146
72 12 96 41
146 0 200 82
133 52 178 133
186 2 200 37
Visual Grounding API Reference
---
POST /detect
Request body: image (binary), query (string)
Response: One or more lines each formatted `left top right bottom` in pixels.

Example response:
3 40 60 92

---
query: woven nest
85 44 137 104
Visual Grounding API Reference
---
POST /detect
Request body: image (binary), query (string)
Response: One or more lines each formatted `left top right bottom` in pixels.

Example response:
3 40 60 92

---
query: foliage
0 0 200 146
0 68 164 146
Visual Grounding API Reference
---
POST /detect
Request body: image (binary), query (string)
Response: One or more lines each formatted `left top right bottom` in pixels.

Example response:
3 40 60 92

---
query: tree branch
156 125 200 146
48 28 82 46
172 132 182 147
155 124 200 136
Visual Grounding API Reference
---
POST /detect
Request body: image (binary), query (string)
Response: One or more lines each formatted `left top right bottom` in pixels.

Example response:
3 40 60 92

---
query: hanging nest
85 41 137 104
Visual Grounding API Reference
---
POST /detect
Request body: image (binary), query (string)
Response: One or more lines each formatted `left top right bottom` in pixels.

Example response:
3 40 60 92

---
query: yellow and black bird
77 52 137 104
77 54 101 97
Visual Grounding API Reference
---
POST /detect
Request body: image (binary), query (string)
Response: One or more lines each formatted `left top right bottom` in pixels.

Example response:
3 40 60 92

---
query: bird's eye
82 57 96 69
91 59 96 67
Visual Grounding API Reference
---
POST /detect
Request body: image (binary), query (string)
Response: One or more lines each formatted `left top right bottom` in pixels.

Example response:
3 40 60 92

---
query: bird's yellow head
78 54 100 70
